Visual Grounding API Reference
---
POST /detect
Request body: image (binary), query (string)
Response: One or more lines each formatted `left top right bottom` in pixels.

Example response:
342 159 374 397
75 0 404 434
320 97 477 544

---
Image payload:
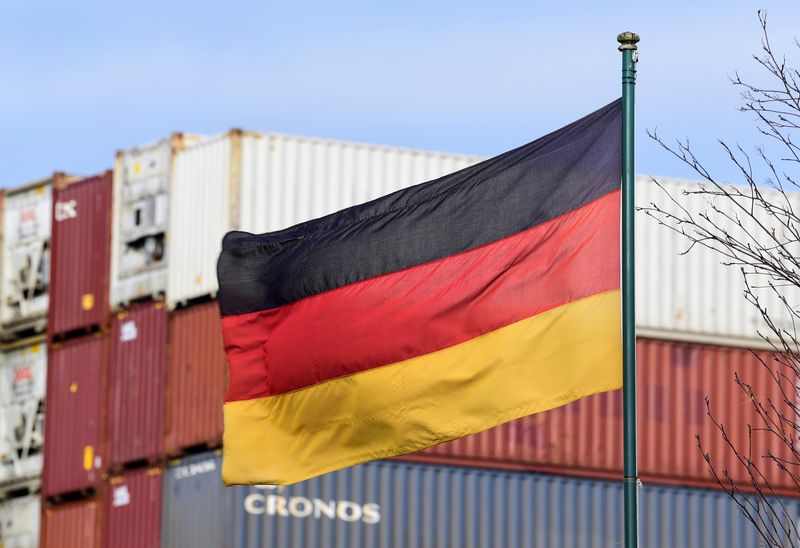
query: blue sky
2 1 799 186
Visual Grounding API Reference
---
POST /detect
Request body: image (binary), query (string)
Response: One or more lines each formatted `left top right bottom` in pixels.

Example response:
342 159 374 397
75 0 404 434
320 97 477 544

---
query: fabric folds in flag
217 99 623 485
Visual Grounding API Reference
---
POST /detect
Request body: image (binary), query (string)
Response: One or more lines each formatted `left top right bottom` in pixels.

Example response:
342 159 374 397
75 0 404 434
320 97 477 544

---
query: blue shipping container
163 453 796 547
162 450 227 548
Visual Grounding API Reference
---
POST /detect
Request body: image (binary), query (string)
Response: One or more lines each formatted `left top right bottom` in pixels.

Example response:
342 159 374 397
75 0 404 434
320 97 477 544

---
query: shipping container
1 176 60 336
226 459 799 548
165 131 481 308
42 334 106 498
48 171 113 338
40 498 101 548
0 338 45 485
104 466 162 548
161 450 225 548
637 176 800 348
165 301 225 456
406 338 797 496
0 494 39 547
107 302 166 469
110 135 204 309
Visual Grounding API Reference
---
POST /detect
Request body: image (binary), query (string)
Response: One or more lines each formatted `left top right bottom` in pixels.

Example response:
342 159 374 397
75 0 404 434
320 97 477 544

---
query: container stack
0 128 794 546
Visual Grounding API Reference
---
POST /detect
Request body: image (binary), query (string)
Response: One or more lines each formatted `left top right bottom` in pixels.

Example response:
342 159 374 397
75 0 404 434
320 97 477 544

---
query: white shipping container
636 176 800 348
166 130 482 308
0 494 39 548
1 177 54 335
110 134 204 309
0 339 46 485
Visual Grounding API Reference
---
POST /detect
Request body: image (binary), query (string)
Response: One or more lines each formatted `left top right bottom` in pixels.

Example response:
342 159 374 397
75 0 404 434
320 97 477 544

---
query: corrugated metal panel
0 494 39 548
108 302 166 469
0 339 46 485
40 498 100 548
110 135 205 310
161 450 225 548
226 459 798 548
1 177 53 335
409 338 796 495
42 334 106 498
104 466 162 548
48 172 113 337
165 301 225 456
165 131 481 308
637 176 800 347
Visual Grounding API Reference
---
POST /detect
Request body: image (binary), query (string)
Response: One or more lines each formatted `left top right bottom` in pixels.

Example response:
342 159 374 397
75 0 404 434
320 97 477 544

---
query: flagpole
617 31 640 548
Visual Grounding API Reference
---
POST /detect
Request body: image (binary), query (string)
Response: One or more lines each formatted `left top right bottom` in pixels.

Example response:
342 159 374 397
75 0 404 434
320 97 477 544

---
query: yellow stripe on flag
223 289 621 485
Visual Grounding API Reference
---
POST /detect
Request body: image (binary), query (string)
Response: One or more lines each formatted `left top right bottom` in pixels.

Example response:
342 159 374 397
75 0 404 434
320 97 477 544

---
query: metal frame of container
48 171 113 338
40 497 102 548
165 130 481 309
164 301 226 456
107 302 166 469
42 333 107 498
104 466 162 548
0 176 61 338
0 492 40 547
0 336 46 488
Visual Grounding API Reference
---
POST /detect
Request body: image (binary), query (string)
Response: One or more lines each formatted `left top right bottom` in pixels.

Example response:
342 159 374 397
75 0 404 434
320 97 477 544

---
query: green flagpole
618 30 640 548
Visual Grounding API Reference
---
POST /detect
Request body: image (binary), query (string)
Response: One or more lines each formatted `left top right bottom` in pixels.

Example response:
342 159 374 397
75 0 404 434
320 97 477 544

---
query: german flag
218 100 622 485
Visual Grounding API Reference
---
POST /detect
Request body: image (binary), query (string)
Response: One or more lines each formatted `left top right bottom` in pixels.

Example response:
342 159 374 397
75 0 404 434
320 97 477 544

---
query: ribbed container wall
104 467 162 548
165 131 481 308
40 498 100 548
108 302 166 469
410 338 796 494
0 494 39 547
1 177 53 335
636 176 800 347
161 451 225 548
226 459 797 548
165 301 226 455
0 339 46 485
42 334 106 497
48 172 113 337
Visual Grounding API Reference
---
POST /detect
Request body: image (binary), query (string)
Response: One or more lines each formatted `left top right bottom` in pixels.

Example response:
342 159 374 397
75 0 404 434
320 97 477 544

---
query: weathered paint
161 450 226 548
225 460 798 548
42 334 106 498
107 302 166 469
40 498 100 548
0 338 46 485
408 338 797 496
165 301 226 456
104 466 162 548
48 171 113 337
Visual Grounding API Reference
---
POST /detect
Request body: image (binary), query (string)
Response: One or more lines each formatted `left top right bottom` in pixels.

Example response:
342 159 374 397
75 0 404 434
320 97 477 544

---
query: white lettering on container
120 320 138 342
112 485 130 507
243 489 381 524
55 200 78 221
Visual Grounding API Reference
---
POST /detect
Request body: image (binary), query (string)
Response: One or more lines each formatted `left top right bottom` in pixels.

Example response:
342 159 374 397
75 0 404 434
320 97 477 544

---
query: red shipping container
165 301 226 455
104 467 162 548
48 171 112 338
406 338 797 495
41 498 101 548
108 302 166 469
42 334 106 497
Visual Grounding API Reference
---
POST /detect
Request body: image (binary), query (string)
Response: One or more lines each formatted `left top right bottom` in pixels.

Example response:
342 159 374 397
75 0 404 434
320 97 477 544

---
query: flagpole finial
617 32 640 51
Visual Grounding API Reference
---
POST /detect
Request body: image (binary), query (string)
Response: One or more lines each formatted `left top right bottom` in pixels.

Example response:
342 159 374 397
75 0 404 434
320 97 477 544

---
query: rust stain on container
48 171 113 338
42 334 107 498
407 338 796 495
41 498 101 548
108 302 166 469
165 301 226 455
104 466 162 548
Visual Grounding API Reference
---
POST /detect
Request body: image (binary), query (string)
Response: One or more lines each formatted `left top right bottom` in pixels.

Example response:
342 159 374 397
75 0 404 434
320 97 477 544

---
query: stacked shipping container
0 130 795 546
